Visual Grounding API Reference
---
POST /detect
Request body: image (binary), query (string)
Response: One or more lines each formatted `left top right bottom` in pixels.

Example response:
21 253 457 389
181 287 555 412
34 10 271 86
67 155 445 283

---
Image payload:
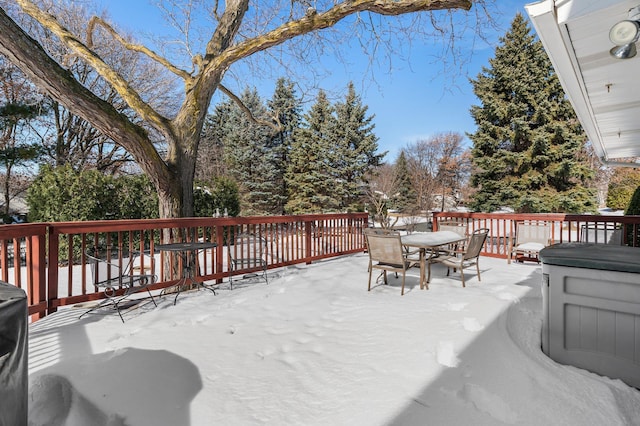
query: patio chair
429 228 489 287
436 220 468 253
580 223 623 245
437 221 467 237
508 221 551 264
364 228 419 295
81 249 157 322
228 233 269 289
364 227 418 275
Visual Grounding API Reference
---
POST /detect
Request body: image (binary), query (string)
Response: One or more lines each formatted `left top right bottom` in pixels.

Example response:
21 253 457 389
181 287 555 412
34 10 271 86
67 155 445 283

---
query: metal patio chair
364 228 419 295
228 233 269 289
81 249 157 322
429 228 489 287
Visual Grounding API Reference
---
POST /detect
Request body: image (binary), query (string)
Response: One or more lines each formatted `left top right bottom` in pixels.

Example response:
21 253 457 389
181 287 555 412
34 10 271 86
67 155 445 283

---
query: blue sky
100 0 532 162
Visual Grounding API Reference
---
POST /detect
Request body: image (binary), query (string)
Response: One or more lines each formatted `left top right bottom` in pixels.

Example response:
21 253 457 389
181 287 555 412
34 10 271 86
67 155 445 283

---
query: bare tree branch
86 16 192 81
218 83 282 132
0 6 172 188
15 0 173 137
208 0 472 73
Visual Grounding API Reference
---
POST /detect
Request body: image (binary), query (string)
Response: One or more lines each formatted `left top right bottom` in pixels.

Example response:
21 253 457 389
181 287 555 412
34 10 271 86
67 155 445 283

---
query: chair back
85 249 133 286
364 229 405 266
366 227 397 235
463 228 489 260
438 221 467 237
229 233 268 265
580 223 623 245
515 222 550 246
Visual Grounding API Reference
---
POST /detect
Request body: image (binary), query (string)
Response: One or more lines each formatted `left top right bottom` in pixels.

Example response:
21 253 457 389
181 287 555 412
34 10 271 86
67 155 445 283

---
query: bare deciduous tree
405 131 470 212
21 1 180 174
364 163 399 229
0 0 487 218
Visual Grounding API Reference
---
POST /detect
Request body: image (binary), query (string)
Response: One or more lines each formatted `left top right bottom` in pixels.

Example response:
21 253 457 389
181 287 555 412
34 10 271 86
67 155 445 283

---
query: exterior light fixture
609 6 640 59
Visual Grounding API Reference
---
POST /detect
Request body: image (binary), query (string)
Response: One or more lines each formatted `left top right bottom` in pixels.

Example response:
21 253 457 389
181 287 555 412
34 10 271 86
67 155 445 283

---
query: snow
27 254 640 425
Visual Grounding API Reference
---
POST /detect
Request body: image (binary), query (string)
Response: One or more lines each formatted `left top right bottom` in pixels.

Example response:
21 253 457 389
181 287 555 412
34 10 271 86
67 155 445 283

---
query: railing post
216 224 225 285
29 232 47 321
305 221 313 264
47 226 60 315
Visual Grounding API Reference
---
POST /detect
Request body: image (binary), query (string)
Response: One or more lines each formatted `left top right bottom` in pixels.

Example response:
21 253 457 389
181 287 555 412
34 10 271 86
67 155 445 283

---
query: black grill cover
0 281 28 426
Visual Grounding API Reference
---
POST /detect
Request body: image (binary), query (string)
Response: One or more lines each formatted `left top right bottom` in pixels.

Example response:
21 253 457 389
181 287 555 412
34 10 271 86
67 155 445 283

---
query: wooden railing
0 213 368 321
4 211 640 322
433 212 640 258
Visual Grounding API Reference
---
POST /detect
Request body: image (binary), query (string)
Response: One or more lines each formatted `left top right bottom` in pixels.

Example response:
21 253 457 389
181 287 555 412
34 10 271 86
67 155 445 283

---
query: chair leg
368 263 373 291
460 269 466 287
476 262 481 282
146 288 158 307
401 272 406 295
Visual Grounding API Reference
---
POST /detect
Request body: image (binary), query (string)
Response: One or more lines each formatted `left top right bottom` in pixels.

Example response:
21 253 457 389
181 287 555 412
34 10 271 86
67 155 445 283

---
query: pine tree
607 168 640 210
286 90 339 214
196 100 232 181
468 13 597 213
222 88 281 215
393 151 417 212
267 78 301 215
333 82 384 211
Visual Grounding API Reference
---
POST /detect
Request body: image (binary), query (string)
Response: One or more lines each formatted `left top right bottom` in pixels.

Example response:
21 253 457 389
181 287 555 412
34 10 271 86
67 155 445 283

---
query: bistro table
156 241 218 304
401 231 467 289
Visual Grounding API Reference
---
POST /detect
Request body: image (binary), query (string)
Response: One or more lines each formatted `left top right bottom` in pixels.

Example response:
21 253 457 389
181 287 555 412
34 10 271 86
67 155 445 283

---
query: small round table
156 241 218 304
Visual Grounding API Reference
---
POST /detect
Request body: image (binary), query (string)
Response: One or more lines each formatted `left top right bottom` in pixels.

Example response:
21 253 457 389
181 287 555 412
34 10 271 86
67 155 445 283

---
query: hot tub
539 243 640 388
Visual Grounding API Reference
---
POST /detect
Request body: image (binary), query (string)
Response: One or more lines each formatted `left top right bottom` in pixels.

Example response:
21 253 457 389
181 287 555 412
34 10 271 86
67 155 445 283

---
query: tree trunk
3 168 10 216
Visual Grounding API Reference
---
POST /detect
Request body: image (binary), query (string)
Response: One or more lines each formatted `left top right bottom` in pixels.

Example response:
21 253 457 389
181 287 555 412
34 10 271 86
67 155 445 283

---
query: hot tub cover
539 243 640 274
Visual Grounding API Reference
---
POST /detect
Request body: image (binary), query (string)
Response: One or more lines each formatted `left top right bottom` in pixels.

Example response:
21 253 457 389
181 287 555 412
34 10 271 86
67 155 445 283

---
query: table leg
426 251 432 287
420 248 429 290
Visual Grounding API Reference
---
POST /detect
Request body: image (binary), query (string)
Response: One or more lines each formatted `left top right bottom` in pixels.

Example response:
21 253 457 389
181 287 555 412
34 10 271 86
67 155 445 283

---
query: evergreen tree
393 151 417 212
196 100 232 181
625 186 640 245
333 82 384 211
286 90 339 214
267 78 301 215
468 14 596 213
607 168 640 210
0 57 45 216
222 88 281 215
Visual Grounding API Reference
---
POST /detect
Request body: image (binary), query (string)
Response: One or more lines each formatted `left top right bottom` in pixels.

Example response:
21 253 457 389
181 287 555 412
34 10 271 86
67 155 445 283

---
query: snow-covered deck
27 254 640 425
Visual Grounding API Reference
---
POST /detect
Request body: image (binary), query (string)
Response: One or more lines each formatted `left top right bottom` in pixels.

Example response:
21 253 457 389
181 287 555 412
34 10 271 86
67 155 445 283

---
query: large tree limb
86 16 193 82
15 0 174 138
0 7 172 188
205 0 472 75
173 0 250 132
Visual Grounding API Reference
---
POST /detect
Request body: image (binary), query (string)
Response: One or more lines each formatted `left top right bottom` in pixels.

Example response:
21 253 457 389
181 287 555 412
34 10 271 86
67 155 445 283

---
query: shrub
624 186 640 245
194 177 240 217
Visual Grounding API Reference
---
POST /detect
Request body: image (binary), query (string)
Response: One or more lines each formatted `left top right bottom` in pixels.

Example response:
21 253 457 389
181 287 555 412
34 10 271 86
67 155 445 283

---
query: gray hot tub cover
539 242 640 274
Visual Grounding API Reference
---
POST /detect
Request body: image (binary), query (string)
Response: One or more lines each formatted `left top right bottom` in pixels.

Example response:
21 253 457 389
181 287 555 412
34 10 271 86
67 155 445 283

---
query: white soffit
526 0 640 166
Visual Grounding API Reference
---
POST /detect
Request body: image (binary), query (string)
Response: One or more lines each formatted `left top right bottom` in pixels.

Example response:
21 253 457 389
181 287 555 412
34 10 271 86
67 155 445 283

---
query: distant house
0 193 28 222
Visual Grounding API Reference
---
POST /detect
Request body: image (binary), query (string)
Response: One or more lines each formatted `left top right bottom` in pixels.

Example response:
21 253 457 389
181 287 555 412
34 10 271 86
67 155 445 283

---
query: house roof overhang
526 0 640 167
